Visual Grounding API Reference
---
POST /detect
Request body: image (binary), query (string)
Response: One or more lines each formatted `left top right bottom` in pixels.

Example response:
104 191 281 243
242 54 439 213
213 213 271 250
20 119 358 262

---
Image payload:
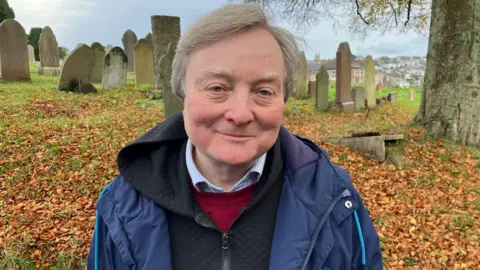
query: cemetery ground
0 66 479 269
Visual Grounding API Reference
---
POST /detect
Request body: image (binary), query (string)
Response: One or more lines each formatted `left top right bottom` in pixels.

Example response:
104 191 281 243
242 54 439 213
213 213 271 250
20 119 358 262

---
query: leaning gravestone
335 42 354 112
364 55 376 108
315 65 329 112
102 47 127 90
122 30 138 72
28 45 35 62
57 44 95 91
352 87 366 110
151 15 183 116
39 26 60 68
295 51 308 99
90 42 105 83
0 19 30 81
134 38 155 85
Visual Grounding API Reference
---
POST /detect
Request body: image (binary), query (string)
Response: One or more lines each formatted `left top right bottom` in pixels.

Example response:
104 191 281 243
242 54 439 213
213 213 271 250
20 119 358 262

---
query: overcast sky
9 0 428 59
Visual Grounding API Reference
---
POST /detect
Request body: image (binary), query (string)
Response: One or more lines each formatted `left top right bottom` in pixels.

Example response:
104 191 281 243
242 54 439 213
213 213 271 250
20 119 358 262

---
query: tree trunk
416 0 480 146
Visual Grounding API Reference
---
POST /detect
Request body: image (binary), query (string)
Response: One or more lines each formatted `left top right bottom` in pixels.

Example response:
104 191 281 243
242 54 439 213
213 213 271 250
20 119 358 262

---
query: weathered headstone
387 91 397 103
151 15 180 88
145 33 153 45
38 67 61 76
90 42 105 83
134 38 155 85
308 80 316 99
376 83 383 92
151 15 183 116
409 90 415 101
122 30 138 72
39 26 60 68
364 55 376 108
376 98 385 105
57 45 95 91
28 45 35 62
0 19 30 81
160 43 182 118
105 45 113 53
102 47 127 90
295 51 308 99
352 86 366 110
315 65 330 112
335 42 354 112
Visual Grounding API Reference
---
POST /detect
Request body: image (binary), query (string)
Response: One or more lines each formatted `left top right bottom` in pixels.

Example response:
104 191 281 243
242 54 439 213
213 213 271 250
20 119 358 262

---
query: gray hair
171 4 301 102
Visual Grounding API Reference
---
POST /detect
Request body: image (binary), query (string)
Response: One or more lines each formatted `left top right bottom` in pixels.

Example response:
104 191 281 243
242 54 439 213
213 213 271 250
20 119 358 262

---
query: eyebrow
195 69 282 87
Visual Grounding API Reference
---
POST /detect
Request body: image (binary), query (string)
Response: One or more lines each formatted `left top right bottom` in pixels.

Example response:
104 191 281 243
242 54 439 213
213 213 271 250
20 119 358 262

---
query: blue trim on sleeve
95 184 111 270
353 210 367 266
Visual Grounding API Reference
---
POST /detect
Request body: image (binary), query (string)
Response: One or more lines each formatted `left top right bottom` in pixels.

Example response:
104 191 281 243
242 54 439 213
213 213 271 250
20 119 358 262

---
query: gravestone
295 51 308 99
308 80 316 99
315 65 330 112
90 42 105 83
145 33 153 45
57 44 95 91
39 26 60 68
28 45 35 62
105 45 113 53
134 38 155 85
151 15 183 116
122 30 138 72
352 86 366 110
335 42 354 112
376 83 383 92
387 91 397 103
0 19 30 81
38 67 61 76
102 47 127 90
364 55 376 108
159 43 182 118
409 90 415 101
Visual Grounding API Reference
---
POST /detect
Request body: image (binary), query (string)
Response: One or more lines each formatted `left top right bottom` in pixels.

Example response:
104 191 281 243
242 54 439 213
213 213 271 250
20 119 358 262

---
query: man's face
183 26 285 166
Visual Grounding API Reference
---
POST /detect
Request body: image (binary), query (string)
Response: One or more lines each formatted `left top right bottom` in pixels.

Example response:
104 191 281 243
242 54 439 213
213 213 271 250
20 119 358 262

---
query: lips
217 132 253 138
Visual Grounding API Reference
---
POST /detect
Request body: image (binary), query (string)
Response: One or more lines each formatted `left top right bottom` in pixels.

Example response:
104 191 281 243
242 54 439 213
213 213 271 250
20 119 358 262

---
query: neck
192 146 254 192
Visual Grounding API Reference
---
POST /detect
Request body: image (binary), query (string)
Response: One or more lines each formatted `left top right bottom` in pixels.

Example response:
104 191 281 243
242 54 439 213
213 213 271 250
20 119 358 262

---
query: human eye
256 89 274 96
208 85 226 93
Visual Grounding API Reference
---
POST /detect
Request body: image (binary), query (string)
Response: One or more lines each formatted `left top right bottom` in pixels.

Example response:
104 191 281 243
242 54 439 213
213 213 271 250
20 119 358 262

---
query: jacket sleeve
352 189 383 270
86 214 130 270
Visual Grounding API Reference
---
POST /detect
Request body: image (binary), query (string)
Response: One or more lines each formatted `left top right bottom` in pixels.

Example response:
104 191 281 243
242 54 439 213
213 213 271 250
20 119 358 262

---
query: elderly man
87 4 382 270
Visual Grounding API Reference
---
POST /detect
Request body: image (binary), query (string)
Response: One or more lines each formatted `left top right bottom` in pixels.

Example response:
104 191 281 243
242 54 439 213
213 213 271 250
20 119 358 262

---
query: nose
224 88 254 126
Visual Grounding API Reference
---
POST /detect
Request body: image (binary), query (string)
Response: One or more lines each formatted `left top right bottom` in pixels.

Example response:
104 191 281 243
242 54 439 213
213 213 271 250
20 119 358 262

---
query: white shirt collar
185 139 266 193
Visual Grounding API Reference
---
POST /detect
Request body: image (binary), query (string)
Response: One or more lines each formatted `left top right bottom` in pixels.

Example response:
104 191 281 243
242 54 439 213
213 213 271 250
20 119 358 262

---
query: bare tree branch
354 0 369 25
404 0 413 26
388 1 398 26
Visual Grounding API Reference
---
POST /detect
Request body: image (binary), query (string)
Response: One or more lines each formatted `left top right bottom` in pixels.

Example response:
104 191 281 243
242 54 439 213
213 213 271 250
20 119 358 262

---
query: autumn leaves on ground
1 69 479 269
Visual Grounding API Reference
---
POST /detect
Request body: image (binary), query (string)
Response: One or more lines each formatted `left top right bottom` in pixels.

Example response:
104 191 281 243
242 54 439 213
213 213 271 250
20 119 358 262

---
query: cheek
259 102 285 129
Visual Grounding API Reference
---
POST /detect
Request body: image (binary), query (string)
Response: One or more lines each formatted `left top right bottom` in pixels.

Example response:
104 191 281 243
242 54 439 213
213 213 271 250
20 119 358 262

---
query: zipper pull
221 232 229 250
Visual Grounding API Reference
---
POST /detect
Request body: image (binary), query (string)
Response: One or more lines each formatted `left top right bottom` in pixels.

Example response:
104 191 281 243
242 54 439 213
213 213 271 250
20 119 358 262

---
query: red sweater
192 183 257 232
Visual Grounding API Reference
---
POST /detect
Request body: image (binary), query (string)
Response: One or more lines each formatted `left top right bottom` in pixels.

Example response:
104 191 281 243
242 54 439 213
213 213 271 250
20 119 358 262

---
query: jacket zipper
195 207 247 270
300 189 351 270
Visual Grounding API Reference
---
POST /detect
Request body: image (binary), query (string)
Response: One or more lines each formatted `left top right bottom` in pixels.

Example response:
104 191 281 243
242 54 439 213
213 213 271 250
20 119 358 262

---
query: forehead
186 27 285 81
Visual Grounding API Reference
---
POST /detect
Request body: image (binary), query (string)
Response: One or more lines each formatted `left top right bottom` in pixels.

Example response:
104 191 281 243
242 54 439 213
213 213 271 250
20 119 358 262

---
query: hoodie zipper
195 207 247 270
300 189 351 270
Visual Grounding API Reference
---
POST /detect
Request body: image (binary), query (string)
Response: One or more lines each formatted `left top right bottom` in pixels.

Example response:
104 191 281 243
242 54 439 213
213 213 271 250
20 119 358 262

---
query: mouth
217 132 253 141
218 132 253 137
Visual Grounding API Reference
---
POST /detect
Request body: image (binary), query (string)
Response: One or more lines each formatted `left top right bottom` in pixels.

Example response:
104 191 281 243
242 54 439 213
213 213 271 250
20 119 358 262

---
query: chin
212 151 257 166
